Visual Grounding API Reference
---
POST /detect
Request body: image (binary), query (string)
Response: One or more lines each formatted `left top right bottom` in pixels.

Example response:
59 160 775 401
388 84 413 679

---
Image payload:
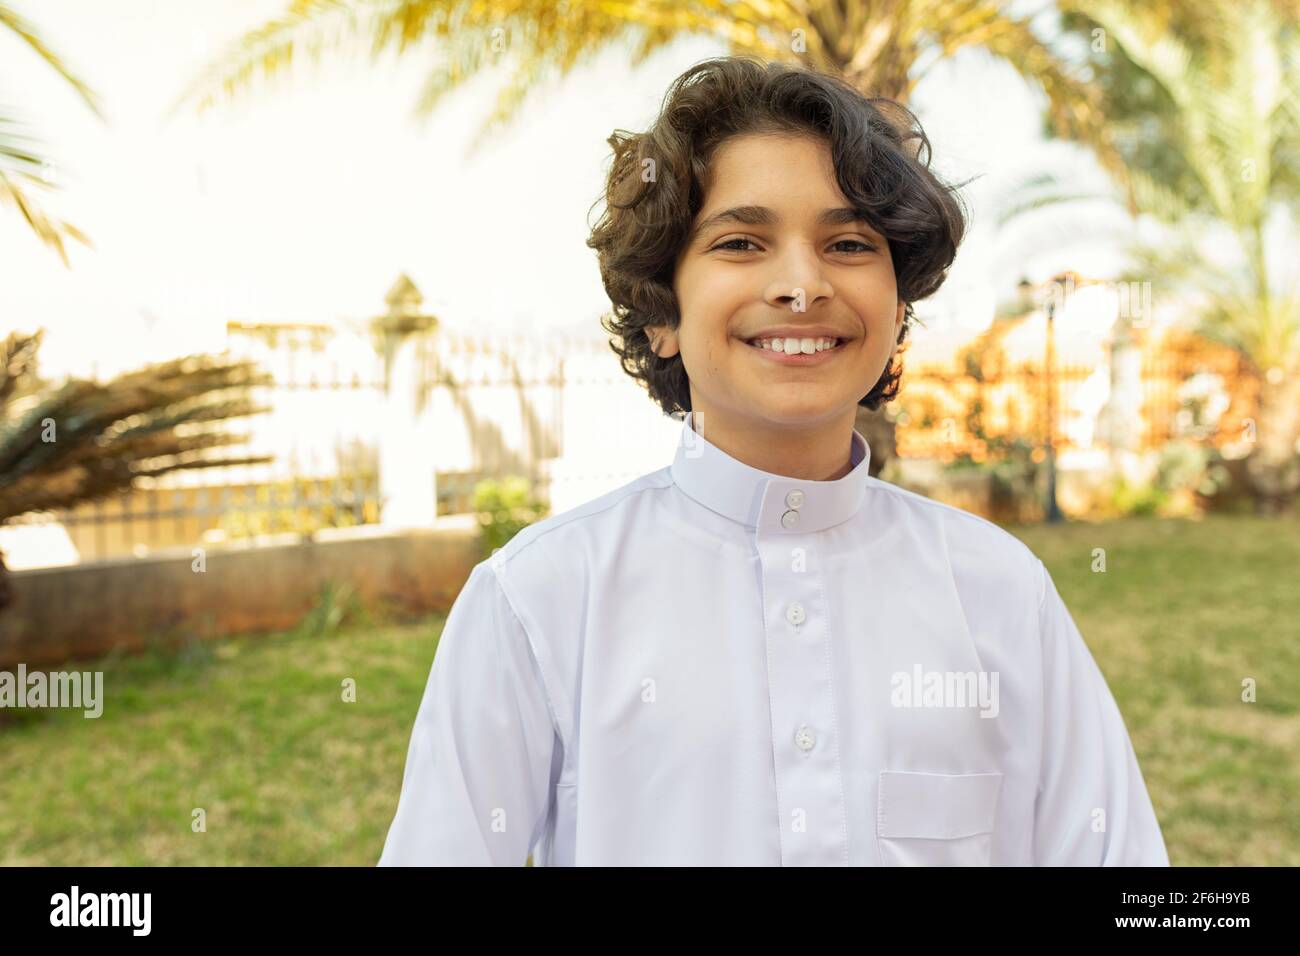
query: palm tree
0 4 103 265
170 0 1133 192
1056 0 1300 511
0 331 276 614
171 0 1145 478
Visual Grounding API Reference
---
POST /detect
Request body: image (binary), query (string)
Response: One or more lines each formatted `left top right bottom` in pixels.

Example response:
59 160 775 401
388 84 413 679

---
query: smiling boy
378 56 1169 867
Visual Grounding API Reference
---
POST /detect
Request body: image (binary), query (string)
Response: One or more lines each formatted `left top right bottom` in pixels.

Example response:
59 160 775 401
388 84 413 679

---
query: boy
378 56 1169 866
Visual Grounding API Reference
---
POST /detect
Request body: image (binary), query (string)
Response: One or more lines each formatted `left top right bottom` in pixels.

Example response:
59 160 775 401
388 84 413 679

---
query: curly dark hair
587 56 969 417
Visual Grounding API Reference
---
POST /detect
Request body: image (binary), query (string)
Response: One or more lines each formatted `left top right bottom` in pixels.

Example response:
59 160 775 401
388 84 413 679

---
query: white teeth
750 336 839 353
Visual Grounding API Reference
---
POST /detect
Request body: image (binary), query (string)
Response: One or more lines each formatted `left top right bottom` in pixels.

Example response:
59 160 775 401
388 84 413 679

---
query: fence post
373 274 440 529
1098 315 1145 484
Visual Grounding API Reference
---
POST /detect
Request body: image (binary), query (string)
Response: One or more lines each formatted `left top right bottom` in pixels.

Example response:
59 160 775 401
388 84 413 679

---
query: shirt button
780 509 799 529
795 725 816 751
785 489 805 509
785 603 805 626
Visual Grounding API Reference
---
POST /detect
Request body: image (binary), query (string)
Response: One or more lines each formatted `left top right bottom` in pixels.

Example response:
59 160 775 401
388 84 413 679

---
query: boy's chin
732 393 860 427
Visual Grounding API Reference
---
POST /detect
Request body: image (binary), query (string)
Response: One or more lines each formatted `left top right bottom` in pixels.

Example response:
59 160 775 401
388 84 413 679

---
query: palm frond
0 329 44 406
0 3 105 119
0 344 276 523
0 6 103 263
936 5 1136 213
0 168 94 266
163 0 375 122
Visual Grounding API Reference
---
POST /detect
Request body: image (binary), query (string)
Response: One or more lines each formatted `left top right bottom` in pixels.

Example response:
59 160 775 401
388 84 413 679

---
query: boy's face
654 131 905 437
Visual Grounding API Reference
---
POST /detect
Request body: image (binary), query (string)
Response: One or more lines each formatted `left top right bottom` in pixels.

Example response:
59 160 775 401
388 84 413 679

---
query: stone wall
0 517 482 669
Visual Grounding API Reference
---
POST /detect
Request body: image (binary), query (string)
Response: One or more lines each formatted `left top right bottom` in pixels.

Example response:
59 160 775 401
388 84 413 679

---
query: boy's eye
831 239 876 253
713 237 759 252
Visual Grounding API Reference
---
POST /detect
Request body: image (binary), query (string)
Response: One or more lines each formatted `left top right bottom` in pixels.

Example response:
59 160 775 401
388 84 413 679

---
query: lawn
0 604 440 866
1 513 1296 865
1009 513 1300 866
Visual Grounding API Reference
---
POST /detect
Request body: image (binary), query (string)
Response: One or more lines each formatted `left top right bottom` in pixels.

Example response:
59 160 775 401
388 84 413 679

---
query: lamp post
1043 274 1065 523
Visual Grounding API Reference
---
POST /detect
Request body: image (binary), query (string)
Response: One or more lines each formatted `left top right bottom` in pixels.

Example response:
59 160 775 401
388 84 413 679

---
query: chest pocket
876 770 1003 866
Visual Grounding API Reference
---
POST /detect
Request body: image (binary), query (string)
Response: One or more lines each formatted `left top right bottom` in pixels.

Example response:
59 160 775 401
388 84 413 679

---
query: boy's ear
894 301 906 338
648 325 681 359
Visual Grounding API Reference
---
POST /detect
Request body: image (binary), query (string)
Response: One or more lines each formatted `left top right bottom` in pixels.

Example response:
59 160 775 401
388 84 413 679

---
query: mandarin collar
669 410 871 533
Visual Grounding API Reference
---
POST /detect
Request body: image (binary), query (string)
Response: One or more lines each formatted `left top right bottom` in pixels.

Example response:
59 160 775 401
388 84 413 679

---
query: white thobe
378 410 1169 866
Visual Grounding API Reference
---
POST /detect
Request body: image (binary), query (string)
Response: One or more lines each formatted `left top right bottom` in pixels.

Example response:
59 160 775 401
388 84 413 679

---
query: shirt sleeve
377 560 562 866
1032 559 1170 865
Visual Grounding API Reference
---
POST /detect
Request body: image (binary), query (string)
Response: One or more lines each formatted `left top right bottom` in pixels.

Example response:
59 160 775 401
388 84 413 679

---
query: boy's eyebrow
689 205 873 242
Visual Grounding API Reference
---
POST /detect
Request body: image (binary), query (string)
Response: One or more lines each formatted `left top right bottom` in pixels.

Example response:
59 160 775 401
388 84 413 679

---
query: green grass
1 513 1296 865
1009 513 1300 865
0 612 443 865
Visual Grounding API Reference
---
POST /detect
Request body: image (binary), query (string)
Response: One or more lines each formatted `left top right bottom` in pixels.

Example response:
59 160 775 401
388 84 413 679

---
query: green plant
1109 477 1169 517
297 580 366 637
1103 441 1211 518
471 475 548 558
1154 439 1211 495
943 454 986 473
1196 449 1236 501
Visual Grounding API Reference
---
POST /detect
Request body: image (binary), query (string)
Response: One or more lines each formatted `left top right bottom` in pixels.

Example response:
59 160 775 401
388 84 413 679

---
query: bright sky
1 0 1136 380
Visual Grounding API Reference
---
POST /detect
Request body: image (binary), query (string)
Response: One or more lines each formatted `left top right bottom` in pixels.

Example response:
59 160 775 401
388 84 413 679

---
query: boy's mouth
738 334 850 366
741 335 847 354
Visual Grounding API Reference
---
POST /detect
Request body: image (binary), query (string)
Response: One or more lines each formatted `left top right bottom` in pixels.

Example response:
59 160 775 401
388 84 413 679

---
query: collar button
785 489 805 509
780 509 800 529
